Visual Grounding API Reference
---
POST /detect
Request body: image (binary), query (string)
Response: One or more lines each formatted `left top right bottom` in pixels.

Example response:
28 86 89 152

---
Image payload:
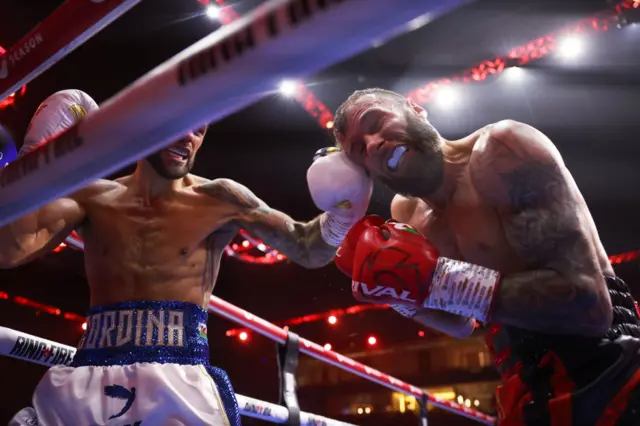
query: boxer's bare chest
405 174 523 274
79 181 235 306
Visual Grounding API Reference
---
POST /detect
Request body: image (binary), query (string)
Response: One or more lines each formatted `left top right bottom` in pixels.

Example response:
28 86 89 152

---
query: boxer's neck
133 161 187 199
420 135 475 211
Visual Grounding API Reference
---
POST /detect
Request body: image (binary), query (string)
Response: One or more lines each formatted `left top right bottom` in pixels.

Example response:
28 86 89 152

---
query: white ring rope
209 296 496 425
0 0 465 227
0 326 356 426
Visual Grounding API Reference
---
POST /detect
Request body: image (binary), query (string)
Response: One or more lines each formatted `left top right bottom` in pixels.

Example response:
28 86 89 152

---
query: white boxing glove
21 89 98 156
307 146 373 247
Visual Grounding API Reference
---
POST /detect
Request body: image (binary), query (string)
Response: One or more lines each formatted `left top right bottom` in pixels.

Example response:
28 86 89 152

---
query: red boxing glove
349 220 502 322
351 221 439 307
334 215 385 277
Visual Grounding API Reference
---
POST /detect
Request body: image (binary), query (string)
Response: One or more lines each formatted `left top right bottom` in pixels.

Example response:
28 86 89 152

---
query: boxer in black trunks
333 87 640 425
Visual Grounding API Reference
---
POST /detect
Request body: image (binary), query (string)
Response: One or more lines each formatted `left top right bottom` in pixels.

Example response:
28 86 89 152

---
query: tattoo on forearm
494 269 608 335
241 211 337 269
476 137 610 335
200 179 336 269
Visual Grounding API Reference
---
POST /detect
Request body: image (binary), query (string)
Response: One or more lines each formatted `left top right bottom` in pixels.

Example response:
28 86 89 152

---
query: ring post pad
277 331 301 426
418 391 429 426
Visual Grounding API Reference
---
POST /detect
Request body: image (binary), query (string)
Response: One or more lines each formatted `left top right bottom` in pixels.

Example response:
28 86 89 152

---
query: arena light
205 5 220 20
433 85 461 109
367 335 377 346
474 399 480 407
327 315 337 325
325 120 334 129
81 322 87 331
557 35 586 60
323 343 332 350
239 331 248 342
502 66 526 82
279 80 299 97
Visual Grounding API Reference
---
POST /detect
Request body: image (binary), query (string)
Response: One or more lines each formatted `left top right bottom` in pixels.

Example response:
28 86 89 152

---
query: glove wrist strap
319 212 356 247
389 304 418 319
423 257 501 322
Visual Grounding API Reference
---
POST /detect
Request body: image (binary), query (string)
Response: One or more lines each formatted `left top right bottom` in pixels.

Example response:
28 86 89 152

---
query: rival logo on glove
352 281 417 303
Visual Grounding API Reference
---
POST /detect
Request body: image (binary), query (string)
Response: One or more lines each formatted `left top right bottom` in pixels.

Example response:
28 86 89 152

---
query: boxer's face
337 94 443 197
146 126 207 180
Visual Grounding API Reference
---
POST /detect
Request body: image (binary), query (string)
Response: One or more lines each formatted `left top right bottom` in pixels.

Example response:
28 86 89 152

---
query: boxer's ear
406 98 428 120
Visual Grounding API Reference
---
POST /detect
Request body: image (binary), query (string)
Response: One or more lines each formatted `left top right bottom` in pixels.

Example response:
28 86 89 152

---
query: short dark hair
333 88 405 143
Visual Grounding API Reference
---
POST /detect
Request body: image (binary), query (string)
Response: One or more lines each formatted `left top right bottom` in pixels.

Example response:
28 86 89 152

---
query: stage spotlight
434 85 460 109
557 35 585 60
205 5 220 20
279 80 298 97
503 66 526 82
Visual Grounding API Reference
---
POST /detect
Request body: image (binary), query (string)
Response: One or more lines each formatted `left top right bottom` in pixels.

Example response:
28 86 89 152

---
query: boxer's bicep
471 124 611 336
0 197 85 267
199 179 336 269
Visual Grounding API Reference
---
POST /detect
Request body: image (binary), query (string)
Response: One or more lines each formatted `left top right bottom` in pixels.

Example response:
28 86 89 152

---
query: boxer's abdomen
79 183 231 308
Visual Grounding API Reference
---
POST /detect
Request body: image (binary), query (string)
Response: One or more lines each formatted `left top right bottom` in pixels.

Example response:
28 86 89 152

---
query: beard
379 110 444 197
145 149 196 180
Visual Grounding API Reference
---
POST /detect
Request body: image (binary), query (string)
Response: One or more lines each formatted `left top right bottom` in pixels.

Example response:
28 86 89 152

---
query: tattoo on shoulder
482 140 609 333
500 161 584 266
200 179 260 211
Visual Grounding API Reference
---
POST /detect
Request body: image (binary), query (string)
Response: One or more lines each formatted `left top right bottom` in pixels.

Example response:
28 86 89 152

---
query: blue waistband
71 300 210 367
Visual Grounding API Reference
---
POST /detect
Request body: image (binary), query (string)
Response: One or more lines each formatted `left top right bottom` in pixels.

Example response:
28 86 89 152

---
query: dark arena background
1 0 640 424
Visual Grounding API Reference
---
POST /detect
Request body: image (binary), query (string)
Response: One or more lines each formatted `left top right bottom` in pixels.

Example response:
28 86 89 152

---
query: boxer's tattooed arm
471 122 612 336
199 179 337 269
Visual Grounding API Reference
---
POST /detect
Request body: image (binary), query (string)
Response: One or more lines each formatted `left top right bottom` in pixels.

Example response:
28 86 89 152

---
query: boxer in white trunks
0 89 373 425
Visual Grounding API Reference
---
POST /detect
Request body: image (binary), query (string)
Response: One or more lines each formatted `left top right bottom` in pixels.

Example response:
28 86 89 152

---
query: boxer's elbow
0 235 29 269
546 276 612 337
0 255 13 269
582 280 613 337
0 249 29 269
